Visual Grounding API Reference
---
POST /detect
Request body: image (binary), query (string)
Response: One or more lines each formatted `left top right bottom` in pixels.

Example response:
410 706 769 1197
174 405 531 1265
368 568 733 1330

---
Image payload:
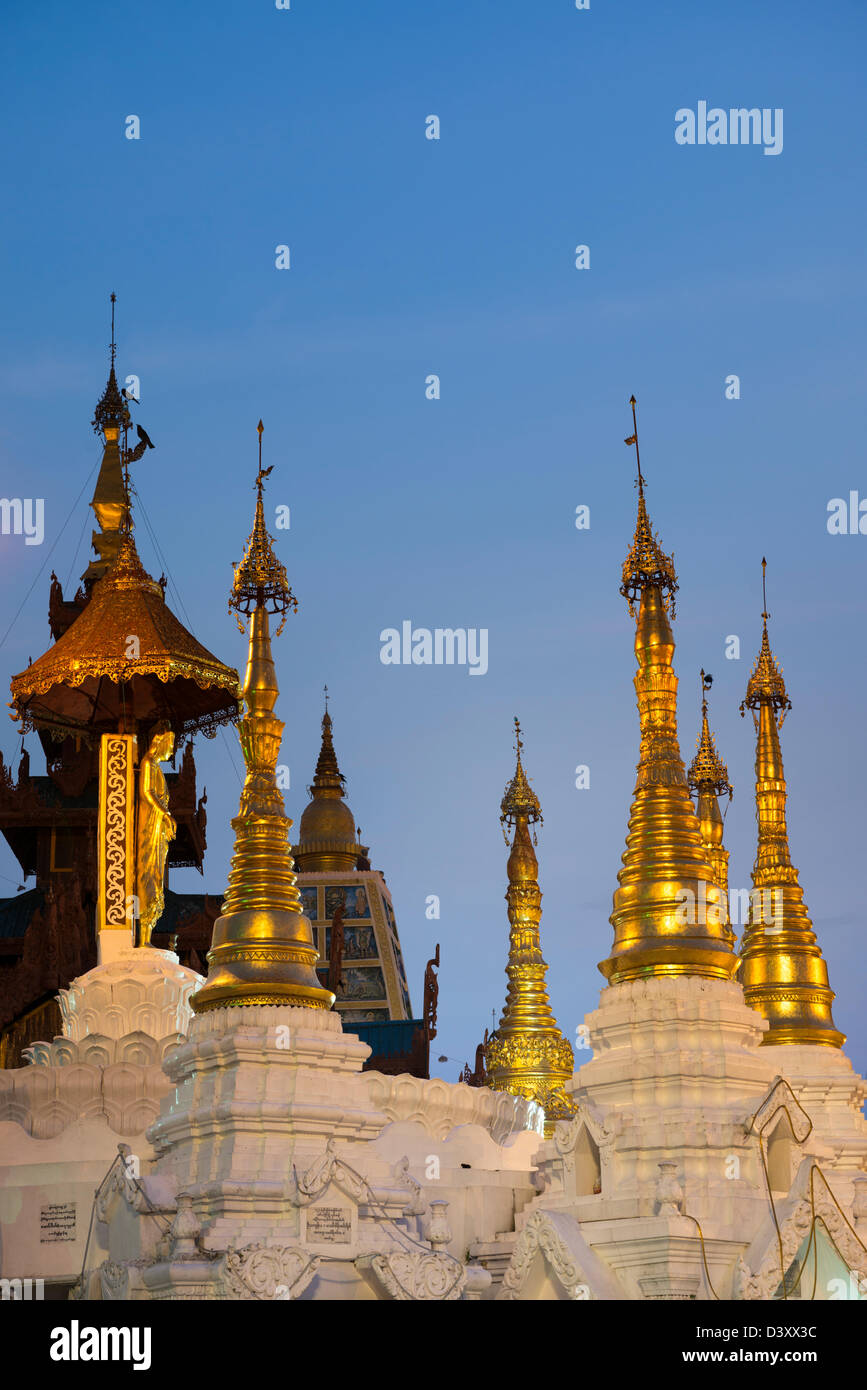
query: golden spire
687 670 733 908
294 688 366 872
192 424 333 1013
312 689 344 790
485 719 574 1137
600 398 738 984
83 293 132 587
738 560 843 1046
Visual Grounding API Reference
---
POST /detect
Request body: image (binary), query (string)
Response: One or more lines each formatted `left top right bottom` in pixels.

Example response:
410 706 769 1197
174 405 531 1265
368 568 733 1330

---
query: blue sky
0 0 865 1075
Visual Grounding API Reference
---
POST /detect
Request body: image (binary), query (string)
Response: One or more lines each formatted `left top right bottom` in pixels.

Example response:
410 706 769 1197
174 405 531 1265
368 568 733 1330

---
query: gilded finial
230 421 296 635
487 718 574 1134
688 670 733 801
741 560 790 721
500 717 542 843
92 292 130 437
624 394 644 492
310 696 345 792
620 395 678 618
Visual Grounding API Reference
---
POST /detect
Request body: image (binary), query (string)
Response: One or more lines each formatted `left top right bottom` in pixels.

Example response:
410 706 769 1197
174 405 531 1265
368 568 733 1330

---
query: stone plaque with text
303 1203 354 1248
40 1202 76 1244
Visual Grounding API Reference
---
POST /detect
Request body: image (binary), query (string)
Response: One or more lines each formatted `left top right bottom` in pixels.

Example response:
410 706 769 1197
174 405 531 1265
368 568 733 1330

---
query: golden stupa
485 719 574 1136
738 561 844 1047
599 399 738 983
192 425 334 1013
687 670 733 911
294 701 367 872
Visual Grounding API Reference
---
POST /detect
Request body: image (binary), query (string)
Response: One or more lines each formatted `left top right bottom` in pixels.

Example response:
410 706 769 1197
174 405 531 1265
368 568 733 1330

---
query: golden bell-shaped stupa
599 399 738 984
192 424 334 1013
294 699 366 872
485 719 574 1136
737 561 843 1046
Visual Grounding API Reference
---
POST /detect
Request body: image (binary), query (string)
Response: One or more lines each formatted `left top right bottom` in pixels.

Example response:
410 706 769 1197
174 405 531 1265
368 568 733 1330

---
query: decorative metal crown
687 672 733 798
620 396 678 617
230 423 296 633
92 365 130 436
500 718 542 835
91 293 131 436
742 618 790 714
621 490 678 618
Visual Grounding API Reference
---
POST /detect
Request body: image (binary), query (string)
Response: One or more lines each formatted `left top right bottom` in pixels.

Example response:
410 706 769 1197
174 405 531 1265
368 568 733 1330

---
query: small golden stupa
485 718 574 1136
687 669 733 912
738 561 844 1047
600 398 738 983
192 424 334 1013
294 701 367 872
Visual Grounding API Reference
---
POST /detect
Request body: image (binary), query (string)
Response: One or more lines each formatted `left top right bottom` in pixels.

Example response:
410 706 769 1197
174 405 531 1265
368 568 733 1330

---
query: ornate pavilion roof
10 530 239 740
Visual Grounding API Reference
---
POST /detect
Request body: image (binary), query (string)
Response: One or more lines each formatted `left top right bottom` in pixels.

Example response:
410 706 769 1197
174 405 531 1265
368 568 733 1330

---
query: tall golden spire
192 423 333 1013
687 670 733 908
83 293 130 587
600 398 738 983
738 560 843 1046
294 689 366 872
485 719 574 1137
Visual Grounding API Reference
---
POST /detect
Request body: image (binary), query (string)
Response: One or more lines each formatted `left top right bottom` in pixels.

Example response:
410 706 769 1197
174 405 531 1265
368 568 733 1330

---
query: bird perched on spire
125 423 156 466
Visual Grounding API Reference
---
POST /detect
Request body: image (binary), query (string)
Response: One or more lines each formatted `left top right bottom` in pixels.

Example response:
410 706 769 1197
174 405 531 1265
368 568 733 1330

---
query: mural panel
341 1007 388 1025
300 886 319 921
325 884 371 920
323 923 378 960
339 965 386 1001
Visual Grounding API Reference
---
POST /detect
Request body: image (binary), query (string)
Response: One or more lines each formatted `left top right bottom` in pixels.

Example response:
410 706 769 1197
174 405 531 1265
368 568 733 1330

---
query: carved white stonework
189 1001 345 1042
65 999 543 1300
24 1033 183 1068
656 1162 684 1216
57 947 202 1043
392 1155 428 1217
4 950 866 1301
735 1159 867 1300
220 1244 320 1301
0 950 203 1140
759 1044 867 1173
492 975 867 1300
497 1209 620 1300
357 1250 466 1301
0 1048 176 1138
99 1260 131 1302
362 1071 540 1142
